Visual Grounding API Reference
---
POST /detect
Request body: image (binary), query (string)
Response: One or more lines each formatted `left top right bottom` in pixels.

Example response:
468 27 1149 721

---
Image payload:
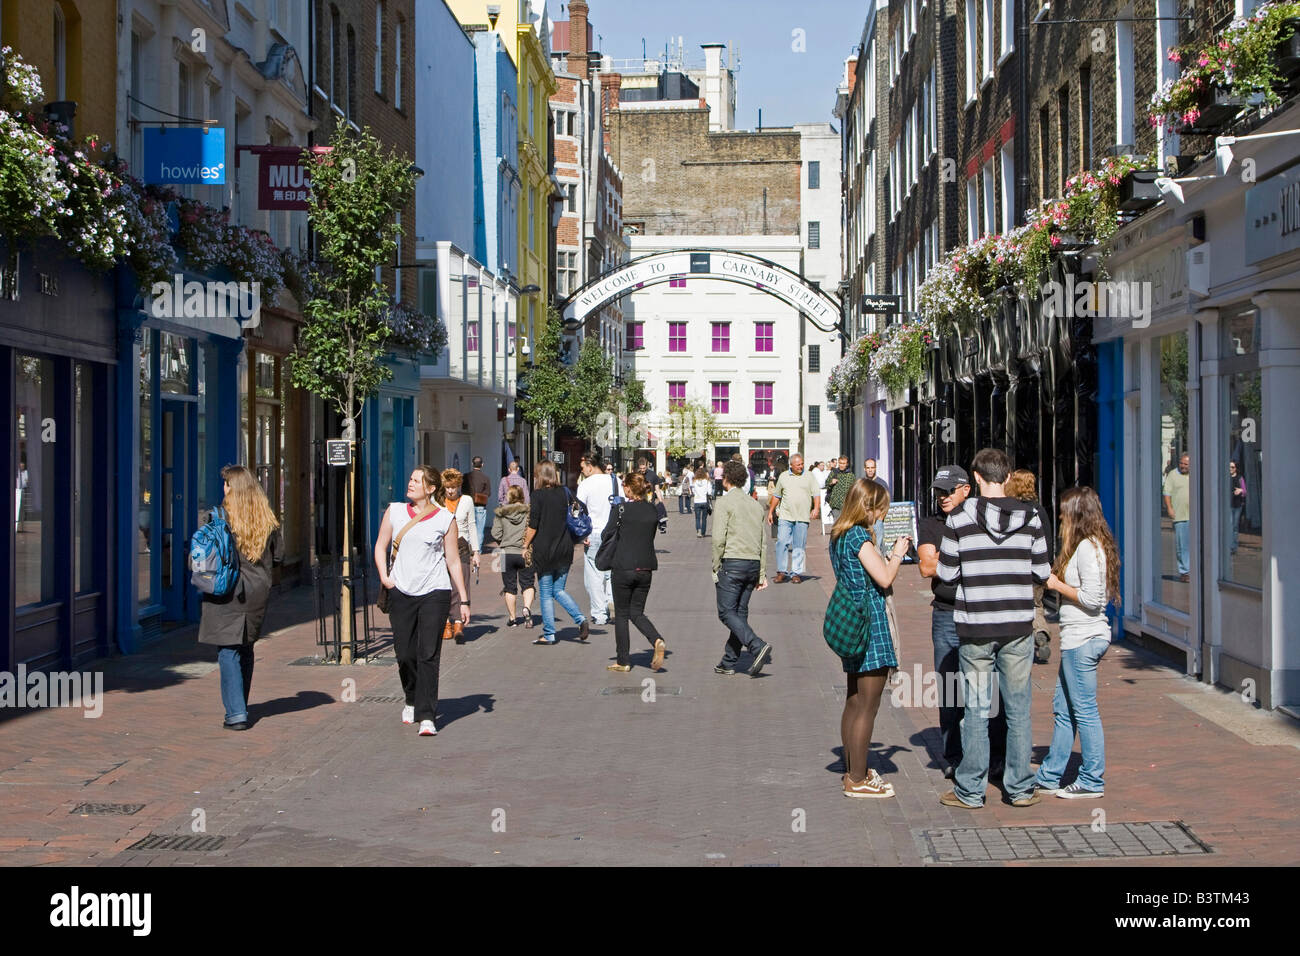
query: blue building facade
471 29 520 277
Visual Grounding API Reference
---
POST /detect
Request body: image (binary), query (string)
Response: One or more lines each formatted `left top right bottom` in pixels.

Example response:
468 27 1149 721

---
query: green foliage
663 398 723 459
286 119 417 434
620 371 650 415
570 335 614 442
516 307 572 427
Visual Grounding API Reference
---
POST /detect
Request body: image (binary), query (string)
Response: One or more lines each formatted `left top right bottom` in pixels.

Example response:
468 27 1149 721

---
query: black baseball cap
931 466 971 492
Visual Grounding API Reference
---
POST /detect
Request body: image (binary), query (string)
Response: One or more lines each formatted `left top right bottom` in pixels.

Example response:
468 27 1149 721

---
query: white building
622 235 811 482
797 122 843 466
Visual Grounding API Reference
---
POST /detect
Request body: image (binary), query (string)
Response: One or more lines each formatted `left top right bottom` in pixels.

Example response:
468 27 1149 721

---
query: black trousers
611 569 663 666
388 588 451 721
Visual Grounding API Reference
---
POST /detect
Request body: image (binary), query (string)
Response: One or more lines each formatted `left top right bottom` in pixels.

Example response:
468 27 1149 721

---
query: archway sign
560 249 842 332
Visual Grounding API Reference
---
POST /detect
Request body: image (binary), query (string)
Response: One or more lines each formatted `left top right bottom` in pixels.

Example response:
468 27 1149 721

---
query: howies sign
562 250 840 330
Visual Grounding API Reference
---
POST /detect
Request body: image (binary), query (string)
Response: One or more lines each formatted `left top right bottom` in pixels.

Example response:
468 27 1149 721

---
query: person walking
677 462 693 514
467 456 493 547
936 448 1050 809
490 485 536 628
1006 469 1057 666
712 460 725 498
828 479 911 797
523 460 588 645
198 464 284 731
498 459 530 506
374 466 470 736
825 456 854 523
712 460 773 677
692 466 712 537
1228 460 1246 554
810 461 830 534
604 471 667 672
765 453 820 583
1162 452 1191 582
440 469 480 643
577 453 623 626
1035 486 1120 799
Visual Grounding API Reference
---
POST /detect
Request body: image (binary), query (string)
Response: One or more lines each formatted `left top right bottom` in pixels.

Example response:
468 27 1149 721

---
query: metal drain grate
599 685 682 696
918 821 1211 862
71 802 145 816
126 834 226 852
358 695 405 704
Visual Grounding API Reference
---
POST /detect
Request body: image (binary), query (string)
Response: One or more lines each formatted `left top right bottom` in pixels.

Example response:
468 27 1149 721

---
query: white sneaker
418 719 437 736
401 705 414 725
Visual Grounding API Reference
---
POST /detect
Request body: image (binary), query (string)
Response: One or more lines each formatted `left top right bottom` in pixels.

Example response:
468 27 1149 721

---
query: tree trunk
339 394 356 665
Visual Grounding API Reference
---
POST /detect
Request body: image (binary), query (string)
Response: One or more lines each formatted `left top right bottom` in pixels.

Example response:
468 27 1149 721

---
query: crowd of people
196 445 1120 809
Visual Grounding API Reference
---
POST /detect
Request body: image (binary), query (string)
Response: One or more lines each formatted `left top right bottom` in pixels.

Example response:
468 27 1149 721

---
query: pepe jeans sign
1245 166 1300 265
563 251 840 329
142 127 226 185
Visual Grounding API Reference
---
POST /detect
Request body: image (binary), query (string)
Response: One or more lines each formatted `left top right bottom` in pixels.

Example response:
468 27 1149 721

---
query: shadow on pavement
249 691 336 725
437 693 496 729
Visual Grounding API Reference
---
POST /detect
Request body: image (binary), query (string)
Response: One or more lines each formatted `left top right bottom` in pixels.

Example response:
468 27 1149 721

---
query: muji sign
255 146 320 210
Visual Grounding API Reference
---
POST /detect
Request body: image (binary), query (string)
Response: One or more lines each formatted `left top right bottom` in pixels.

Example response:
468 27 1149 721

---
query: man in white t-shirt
577 453 624 625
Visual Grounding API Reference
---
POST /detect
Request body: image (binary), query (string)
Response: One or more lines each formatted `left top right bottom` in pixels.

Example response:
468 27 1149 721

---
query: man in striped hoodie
936 448 1050 809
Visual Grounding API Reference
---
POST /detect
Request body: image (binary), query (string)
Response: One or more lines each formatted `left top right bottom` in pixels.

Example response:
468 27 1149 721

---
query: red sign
256 146 318 210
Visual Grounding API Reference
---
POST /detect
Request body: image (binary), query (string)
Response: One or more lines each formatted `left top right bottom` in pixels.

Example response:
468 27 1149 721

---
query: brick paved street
2 509 1297 867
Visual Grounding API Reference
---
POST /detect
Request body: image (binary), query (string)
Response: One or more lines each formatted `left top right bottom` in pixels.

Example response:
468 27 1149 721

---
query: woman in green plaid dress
829 479 912 798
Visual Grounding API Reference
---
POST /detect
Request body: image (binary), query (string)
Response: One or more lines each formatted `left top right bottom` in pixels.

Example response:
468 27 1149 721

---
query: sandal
532 636 556 645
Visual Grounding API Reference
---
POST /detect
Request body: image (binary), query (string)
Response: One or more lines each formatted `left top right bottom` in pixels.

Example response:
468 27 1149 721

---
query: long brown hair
535 460 560 488
221 464 279 562
1054 486 1121 607
831 478 890 544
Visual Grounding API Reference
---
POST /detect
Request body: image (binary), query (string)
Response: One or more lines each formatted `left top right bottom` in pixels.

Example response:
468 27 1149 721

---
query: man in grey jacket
712 460 773 677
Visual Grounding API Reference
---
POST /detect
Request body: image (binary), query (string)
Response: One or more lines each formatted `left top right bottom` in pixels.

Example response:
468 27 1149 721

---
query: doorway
160 399 195 623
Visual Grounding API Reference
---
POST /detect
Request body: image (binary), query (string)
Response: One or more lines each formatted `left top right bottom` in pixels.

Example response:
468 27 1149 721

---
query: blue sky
547 0 871 129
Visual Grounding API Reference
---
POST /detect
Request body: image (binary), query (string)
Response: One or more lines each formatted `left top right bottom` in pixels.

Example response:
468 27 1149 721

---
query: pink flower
1198 55 1210 67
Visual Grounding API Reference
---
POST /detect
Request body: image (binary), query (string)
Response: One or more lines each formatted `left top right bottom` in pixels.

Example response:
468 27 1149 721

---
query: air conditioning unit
1187 243 1211 297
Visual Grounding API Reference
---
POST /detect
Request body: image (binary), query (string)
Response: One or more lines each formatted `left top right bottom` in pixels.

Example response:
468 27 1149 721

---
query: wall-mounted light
1154 175 1214 205
1215 130 1300 176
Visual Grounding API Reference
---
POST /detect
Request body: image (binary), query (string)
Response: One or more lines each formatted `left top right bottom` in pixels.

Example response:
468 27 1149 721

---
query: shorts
501 553 535 594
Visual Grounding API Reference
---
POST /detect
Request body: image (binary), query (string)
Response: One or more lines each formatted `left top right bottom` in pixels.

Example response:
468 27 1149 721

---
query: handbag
594 504 624 572
378 505 436 614
823 584 871 658
564 487 592 540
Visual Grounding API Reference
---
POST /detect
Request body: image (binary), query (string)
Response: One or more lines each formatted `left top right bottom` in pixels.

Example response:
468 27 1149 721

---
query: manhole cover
125 834 226 852
358 695 405 704
917 821 1211 863
71 802 145 816
598 686 682 696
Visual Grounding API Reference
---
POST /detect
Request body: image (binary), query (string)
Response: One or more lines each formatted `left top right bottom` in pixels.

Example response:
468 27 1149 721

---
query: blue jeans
932 609 1007 769
954 634 1033 805
537 568 584 640
1036 636 1109 792
475 505 488 549
1173 520 1189 575
873 518 885 553
582 529 612 623
218 644 254 725
1230 505 1242 552
695 503 708 535
716 559 763 668
775 519 809 575
678 490 691 513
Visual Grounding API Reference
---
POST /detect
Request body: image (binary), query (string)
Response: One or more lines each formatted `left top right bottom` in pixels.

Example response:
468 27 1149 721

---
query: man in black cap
916 465 1006 780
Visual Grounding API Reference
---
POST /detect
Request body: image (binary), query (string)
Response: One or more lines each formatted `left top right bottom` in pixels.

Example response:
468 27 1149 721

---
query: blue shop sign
142 127 227 185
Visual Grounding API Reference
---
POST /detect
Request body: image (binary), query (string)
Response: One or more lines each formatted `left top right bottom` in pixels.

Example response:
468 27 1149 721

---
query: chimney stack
567 0 589 76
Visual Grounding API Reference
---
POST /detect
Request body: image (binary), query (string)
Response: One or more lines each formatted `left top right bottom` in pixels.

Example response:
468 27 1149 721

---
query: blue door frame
1096 339 1125 629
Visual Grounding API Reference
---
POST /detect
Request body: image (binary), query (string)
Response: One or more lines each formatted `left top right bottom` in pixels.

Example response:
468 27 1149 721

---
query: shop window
138 330 155 606
74 362 97 594
1155 330 1189 612
254 352 283 515
15 353 56 607
1221 307 1262 589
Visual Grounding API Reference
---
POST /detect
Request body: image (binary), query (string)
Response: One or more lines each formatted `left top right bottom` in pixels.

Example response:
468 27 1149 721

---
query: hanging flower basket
1180 84 1252 131
1118 169 1162 212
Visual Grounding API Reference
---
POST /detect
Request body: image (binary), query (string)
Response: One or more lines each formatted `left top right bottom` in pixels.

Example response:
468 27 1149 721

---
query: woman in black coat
605 472 667 672
522 460 588 645
198 465 283 730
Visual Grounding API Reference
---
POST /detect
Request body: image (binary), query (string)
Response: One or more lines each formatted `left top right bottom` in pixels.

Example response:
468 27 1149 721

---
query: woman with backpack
522 460 588 646
603 471 668 673
826 479 910 798
1035 486 1120 798
491 485 536 628
374 465 471 736
198 465 283 731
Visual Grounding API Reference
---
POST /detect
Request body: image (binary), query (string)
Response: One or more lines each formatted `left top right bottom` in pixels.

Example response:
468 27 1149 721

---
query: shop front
115 271 243 652
1 245 117 671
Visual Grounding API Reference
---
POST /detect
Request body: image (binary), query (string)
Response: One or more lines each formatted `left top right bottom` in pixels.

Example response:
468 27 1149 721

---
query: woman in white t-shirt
810 462 832 533
374 466 470 737
1035 486 1120 799
691 467 712 537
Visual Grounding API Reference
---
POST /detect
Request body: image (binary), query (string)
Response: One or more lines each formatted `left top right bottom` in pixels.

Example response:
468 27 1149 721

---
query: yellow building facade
445 0 556 356
1 0 117 142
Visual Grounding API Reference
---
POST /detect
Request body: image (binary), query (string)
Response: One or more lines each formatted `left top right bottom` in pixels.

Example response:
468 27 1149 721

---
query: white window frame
999 0 1015 62
982 0 994 83
1155 0 1181 164
53 4 67 99
1000 139 1015 233
967 177 979 242
1115 8 1135 151
394 16 403 110
965 0 978 104
983 157 996 237
374 1 384 94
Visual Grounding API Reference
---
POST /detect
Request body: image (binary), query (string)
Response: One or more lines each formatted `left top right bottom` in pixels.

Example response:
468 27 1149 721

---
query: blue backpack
189 507 240 597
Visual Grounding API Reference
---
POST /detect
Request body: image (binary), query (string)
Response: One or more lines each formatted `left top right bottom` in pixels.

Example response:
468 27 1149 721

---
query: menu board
881 501 918 561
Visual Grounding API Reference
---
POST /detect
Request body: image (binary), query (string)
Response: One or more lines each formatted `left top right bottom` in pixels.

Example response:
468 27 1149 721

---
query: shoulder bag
823 535 871 659
378 505 436 614
594 504 624 572
564 486 593 540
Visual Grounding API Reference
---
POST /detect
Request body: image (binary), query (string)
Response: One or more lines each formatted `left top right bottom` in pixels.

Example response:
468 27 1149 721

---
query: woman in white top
1035 486 1120 798
810 461 832 533
691 467 712 537
440 468 481 644
374 466 470 737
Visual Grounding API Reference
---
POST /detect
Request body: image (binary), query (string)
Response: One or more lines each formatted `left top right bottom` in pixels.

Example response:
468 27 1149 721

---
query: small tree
287 118 418 664
664 397 723 460
569 335 614 444
516 306 571 429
